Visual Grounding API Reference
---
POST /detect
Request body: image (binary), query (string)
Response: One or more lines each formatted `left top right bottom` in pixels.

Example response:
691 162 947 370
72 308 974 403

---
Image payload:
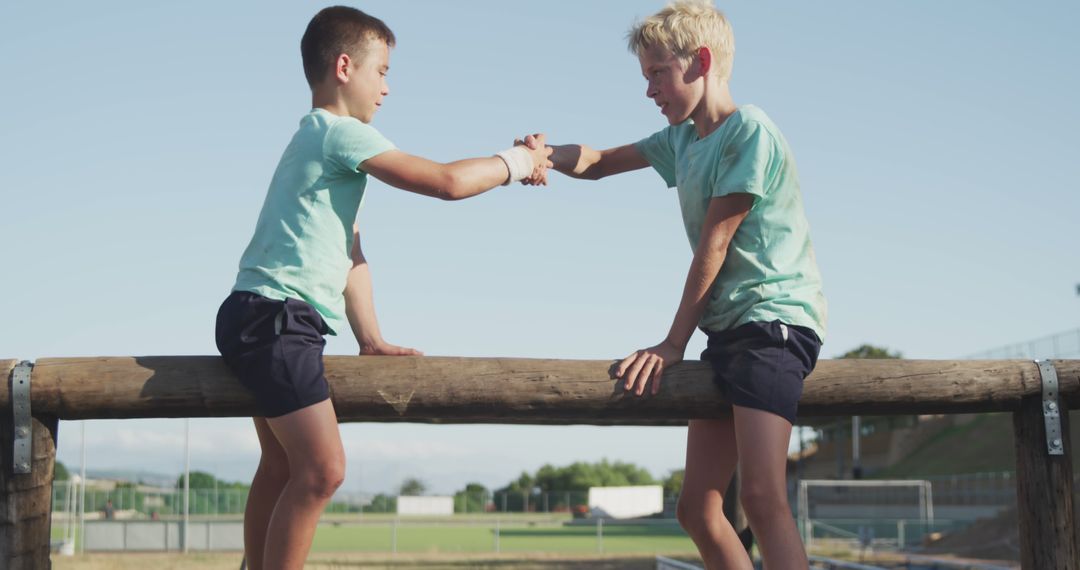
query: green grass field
312 521 696 554
53 516 699 556
52 552 685 570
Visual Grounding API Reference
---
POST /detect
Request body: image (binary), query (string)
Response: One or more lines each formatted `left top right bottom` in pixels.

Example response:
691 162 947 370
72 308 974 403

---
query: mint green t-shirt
635 105 827 340
233 108 395 335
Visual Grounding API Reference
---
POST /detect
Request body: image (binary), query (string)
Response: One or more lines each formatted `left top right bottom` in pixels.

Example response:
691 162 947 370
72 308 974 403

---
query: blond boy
526 1 826 567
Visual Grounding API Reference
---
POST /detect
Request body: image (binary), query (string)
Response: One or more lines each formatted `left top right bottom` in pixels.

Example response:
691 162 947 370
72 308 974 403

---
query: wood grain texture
1014 397 1077 569
0 410 57 569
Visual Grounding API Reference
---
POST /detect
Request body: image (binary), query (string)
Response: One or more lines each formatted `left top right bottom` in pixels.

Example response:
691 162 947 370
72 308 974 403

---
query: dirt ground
920 503 1080 562
51 552 682 570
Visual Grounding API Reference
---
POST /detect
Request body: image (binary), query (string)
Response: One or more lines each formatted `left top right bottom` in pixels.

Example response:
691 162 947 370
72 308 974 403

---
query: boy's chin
663 110 687 125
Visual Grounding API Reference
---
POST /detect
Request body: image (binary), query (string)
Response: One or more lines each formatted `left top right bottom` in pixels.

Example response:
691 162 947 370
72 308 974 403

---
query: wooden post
2 359 59 569
1014 393 1078 569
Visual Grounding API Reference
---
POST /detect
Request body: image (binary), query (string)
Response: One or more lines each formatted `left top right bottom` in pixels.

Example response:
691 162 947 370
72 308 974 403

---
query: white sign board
587 485 664 519
397 495 454 516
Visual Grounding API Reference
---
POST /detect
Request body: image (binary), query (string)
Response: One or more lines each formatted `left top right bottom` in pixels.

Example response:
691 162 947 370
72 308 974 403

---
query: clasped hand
515 133 553 186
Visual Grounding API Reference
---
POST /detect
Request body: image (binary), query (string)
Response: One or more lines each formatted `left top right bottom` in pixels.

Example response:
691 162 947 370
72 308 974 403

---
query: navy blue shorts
215 291 331 418
700 320 821 424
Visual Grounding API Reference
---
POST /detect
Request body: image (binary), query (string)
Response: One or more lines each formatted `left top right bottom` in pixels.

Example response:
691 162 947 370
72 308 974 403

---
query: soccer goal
797 479 934 550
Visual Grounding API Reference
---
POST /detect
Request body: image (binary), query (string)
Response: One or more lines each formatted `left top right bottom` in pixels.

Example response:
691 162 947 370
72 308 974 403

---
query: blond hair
627 0 735 82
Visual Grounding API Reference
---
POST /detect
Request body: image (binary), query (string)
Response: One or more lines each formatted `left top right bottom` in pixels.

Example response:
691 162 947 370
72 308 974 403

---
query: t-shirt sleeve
710 121 780 204
324 118 396 174
634 127 677 188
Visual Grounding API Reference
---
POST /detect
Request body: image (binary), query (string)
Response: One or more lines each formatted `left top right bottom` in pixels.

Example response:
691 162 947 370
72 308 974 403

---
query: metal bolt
16 427 28 438
18 463 29 471
1048 402 1058 411
1053 439 1063 448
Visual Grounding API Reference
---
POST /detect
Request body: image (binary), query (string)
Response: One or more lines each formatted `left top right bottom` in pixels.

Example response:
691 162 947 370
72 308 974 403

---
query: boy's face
638 46 702 126
344 37 391 123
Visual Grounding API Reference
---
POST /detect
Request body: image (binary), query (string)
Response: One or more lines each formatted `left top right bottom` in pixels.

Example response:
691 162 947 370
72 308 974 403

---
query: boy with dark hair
215 7 551 569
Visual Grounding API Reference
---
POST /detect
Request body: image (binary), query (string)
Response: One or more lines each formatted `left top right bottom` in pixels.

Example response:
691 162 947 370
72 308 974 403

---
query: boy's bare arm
614 193 754 395
344 225 422 357
538 140 650 181
360 139 553 201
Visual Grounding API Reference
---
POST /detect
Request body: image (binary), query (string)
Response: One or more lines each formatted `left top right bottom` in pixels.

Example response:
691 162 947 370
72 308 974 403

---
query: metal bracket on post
1036 359 1064 456
11 360 33 473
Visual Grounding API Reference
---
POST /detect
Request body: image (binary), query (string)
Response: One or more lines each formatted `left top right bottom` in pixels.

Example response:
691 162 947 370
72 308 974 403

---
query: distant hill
872 411 1080 479
798 410 1080 480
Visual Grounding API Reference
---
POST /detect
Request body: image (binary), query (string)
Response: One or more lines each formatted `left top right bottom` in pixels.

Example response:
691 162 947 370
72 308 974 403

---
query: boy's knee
738 481 788 522
299 459 345 499
676 495 710 536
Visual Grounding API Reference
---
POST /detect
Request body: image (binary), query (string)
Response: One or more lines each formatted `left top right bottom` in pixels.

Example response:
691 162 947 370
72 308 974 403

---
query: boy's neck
691 81 738 139
311 87 349 117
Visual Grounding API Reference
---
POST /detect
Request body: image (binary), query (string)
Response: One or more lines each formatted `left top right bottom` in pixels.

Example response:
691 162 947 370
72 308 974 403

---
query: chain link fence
965 327 1080 359
51 484 672 519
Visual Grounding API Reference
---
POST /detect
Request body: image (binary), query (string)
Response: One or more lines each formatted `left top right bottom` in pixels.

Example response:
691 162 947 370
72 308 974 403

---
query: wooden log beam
1 357 1078 564
1 359 58 569
0 356 1075 423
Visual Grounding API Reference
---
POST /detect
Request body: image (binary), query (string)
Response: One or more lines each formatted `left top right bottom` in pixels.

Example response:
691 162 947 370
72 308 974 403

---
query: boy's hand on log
613 339 684 396
361 341 424 357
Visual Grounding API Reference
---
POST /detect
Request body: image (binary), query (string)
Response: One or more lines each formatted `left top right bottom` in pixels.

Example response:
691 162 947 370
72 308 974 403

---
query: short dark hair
301 6 396 88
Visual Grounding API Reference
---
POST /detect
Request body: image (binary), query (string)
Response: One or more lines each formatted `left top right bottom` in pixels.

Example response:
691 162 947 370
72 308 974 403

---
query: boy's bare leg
733 406 808 570
244 418 290 570
262 399 346 570
678 418 754 570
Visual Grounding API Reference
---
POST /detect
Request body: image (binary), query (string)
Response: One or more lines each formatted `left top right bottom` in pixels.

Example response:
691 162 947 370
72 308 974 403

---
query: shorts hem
261 393 331 419
728 399 797 425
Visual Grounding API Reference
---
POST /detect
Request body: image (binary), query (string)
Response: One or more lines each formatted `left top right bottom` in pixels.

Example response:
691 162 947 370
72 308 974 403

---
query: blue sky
2 1 1078 494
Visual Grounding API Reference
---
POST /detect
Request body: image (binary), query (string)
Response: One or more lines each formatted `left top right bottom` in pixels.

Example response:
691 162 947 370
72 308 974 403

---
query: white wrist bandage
495 146 535 185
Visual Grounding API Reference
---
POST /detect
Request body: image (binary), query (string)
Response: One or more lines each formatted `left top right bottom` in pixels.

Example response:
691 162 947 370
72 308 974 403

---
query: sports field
52 515 699 565
311 520 696 553
51 552 679 570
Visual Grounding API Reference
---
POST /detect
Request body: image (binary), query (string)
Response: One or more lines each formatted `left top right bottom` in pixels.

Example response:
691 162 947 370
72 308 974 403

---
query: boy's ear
335 53 352 84
696 47 712 77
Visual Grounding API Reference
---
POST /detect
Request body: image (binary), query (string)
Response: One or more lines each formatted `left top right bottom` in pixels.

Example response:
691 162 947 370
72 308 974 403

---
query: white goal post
797 479 934 549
